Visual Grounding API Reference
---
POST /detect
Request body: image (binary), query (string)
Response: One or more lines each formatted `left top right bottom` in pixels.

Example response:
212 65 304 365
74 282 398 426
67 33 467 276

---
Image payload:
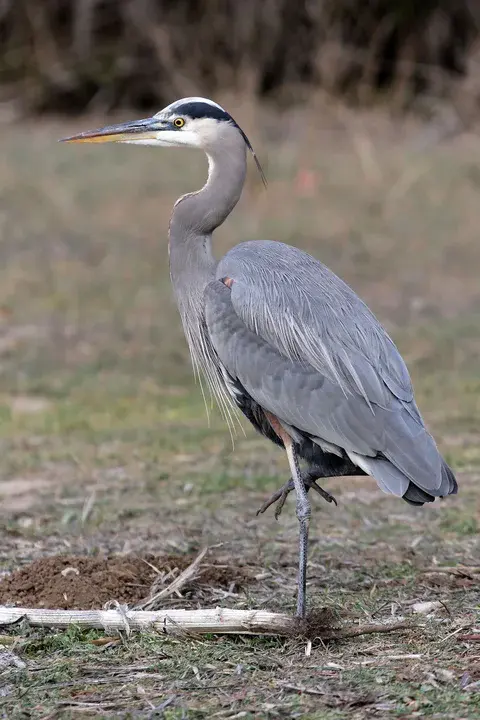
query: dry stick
135 547 208 610
0 607 293 635
0 606 415 639
282 684 326 697
420 566 480 576
319 621 413 641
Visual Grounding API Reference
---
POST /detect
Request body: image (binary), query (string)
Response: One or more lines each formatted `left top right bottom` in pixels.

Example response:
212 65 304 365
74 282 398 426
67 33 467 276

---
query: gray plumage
63 96 457 617
205 241 455 500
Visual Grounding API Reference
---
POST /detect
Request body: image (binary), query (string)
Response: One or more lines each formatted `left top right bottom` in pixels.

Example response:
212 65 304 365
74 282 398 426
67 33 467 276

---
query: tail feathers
438 459 458 496
347 452 409 497
403 460 457 505
402 482 435 506
348 452 458 506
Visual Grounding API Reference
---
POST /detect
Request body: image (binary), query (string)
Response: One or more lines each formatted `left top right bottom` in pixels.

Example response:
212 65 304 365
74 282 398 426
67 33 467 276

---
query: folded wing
204 240 456 500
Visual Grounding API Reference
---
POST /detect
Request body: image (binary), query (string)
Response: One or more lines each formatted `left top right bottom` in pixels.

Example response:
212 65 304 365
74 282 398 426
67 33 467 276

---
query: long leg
284 438 310 619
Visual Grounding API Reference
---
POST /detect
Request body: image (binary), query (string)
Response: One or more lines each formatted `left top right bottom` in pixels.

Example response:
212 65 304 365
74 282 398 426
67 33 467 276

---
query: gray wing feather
205 240 450 496
217 241 412 408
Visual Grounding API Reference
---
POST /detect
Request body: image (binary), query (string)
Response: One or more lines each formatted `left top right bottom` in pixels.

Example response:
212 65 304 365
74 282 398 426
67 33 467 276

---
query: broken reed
0 605 415 640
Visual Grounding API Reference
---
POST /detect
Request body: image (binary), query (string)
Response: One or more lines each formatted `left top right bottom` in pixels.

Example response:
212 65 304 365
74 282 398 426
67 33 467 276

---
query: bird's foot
256 475 337 520
256 479 293 520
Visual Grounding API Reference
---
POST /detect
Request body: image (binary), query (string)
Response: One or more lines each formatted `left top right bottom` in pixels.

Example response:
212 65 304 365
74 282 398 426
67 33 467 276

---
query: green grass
0 104 479 717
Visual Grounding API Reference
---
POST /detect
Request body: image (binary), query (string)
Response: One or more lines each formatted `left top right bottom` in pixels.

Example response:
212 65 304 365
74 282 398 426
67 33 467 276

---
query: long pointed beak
60 117 162 144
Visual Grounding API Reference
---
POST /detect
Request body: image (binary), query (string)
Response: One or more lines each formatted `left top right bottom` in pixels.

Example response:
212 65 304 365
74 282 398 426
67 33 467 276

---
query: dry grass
0 99 479 717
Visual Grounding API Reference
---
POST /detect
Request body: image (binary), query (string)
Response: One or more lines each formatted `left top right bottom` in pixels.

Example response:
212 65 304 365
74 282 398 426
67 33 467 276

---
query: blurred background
0 3 479 715
1 0 480 115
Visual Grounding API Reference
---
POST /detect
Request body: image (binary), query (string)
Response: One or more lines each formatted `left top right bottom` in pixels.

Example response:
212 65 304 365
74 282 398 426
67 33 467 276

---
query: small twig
150 695 176 715
437 626 470 643
437 600 452 617
320 621 414 640
80 490 96 524
420 566 480 577
282 683 326 696
370 600 392 618
380 653 423 660
55 701 127 710
141 558 163 576
135 547 208 610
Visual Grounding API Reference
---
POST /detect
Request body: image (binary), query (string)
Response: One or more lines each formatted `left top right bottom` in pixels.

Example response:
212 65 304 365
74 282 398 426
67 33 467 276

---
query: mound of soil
0 555 160 610
0 553 253 610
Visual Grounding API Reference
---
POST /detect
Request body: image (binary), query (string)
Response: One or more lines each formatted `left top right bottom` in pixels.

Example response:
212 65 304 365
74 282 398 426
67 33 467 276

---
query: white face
61 97 234 151
61 96 267 186
124 117 225 149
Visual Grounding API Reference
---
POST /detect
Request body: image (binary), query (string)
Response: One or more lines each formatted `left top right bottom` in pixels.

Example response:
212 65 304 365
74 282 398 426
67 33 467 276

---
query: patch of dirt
0 553 254 610
0 476 55 512
7 394 52 414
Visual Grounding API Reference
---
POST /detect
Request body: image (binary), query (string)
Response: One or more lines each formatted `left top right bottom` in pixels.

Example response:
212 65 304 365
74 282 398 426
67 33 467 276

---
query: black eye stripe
166 100 267 186
171 102 230 122
169 102 247 145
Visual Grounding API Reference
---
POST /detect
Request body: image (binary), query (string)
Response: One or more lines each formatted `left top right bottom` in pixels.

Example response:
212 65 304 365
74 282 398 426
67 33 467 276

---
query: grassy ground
0 100 479 718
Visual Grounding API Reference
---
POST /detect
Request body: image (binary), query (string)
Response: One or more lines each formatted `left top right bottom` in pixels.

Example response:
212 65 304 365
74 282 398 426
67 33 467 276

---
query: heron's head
61 97 266 183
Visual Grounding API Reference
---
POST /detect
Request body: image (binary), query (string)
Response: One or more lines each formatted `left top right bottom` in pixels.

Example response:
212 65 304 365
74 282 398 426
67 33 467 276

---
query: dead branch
0 606 294 635
0 606 416 641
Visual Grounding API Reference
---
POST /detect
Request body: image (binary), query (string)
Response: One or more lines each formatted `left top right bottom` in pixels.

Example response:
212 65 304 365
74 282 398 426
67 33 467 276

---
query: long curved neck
168 135 247 317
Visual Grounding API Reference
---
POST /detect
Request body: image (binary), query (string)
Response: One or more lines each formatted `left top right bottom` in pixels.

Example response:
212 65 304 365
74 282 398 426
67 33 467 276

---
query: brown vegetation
1 1 479 114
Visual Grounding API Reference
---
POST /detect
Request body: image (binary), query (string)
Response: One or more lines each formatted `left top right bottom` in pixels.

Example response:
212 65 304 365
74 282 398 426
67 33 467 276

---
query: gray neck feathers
168 125 247 397
169 126 246 308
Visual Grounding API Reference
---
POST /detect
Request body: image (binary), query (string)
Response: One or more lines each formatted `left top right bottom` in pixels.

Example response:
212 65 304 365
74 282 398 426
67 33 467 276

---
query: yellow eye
173 117 185 128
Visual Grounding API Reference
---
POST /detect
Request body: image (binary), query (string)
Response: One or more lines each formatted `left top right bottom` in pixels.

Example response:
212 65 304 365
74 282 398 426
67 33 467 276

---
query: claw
256 475 338 518
309 480 338 506
256 479 293 517
273 483 291 520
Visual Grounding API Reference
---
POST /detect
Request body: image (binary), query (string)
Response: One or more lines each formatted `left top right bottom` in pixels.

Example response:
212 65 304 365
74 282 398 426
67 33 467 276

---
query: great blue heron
62 97 457 618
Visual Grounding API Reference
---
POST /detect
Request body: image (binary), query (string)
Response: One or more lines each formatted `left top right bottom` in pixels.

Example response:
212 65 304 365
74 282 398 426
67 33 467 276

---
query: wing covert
204 273 399 459
215 240 414 409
